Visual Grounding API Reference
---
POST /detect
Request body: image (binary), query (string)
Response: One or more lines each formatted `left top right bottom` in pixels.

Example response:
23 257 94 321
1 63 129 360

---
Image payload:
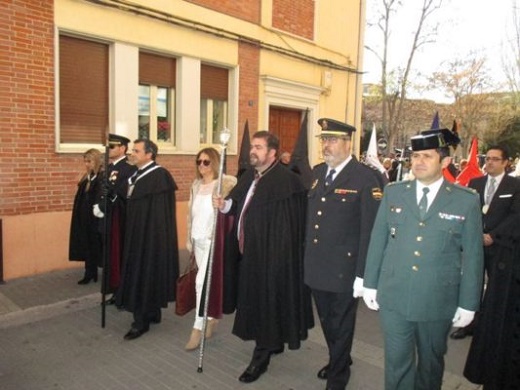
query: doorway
268 106 303 155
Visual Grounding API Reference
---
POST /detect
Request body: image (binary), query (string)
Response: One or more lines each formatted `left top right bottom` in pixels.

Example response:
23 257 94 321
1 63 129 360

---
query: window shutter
201 64 228 100
139 52 176 87
59 35 108 144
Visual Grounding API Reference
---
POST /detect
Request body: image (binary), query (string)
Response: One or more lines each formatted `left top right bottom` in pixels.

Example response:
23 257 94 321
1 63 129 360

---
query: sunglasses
196 159 211 167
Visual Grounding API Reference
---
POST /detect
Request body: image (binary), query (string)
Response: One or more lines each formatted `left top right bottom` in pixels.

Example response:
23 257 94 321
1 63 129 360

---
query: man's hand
363 288 380 311
353 277 364 298
452 307 475 328
483 233 494 247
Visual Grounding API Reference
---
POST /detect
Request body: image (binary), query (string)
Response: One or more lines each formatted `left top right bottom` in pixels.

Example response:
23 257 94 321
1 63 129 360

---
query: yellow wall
2 202 189 281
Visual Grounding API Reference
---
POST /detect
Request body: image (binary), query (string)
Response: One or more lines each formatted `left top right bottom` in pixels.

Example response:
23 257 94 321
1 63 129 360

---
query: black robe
117 165 179 313
69 174 103 267
464 217 520 389
227 163 314 350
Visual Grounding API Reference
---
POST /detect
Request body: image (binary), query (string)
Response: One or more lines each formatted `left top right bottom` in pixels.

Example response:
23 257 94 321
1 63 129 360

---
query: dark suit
468 174 520 276
304 156 382 390
364 179 484 390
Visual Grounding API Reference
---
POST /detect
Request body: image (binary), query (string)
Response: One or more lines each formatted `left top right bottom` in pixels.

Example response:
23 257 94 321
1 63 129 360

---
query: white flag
365 123 387 176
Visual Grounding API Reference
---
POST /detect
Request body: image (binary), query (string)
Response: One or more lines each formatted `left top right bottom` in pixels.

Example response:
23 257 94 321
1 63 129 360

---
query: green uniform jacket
363 179 484 321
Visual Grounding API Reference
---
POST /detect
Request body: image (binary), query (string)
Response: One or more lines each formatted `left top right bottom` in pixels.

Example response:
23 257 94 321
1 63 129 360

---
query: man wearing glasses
93 134 137 306
304 118 382 390
450 145 520 340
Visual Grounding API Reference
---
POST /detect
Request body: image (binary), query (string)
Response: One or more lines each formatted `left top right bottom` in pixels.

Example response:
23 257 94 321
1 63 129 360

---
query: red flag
443 167 456 183
455 137 483 186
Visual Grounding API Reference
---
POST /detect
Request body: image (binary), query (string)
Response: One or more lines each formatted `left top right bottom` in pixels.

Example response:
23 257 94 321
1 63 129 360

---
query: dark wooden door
268 107 302 155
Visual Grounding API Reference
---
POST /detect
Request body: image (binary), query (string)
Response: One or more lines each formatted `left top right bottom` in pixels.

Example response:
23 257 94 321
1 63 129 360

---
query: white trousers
192 238 213 330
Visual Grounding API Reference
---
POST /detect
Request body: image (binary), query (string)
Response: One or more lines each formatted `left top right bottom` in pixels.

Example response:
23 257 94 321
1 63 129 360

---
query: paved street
0 257 481 390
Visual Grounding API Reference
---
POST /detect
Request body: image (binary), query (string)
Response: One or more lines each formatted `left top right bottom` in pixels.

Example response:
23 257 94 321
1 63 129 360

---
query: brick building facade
0 0 365 279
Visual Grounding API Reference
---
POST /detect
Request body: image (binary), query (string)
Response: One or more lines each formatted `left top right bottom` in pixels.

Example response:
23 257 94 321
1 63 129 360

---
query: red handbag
175 253 198 316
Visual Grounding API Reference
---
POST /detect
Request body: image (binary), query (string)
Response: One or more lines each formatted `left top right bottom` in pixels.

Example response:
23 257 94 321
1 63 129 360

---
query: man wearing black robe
215 131 314 383
464 216 520 389
116 139 179 340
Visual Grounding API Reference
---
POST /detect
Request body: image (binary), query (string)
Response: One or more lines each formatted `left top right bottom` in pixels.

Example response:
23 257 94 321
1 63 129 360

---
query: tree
365 0 445 151
428 55 499 154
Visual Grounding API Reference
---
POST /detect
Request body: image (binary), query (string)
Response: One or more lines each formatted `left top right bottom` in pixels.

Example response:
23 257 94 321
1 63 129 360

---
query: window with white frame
138 52 176 145
200 64 229 144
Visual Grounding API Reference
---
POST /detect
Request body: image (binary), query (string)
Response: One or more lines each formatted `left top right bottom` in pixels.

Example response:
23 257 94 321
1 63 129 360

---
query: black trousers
312 289 358 390
132 307 161 331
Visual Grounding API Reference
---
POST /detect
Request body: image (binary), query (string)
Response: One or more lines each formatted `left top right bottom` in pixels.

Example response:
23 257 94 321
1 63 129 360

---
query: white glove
353 277 364 298
451 307 475 328
93 204 104 218
363 288 380 311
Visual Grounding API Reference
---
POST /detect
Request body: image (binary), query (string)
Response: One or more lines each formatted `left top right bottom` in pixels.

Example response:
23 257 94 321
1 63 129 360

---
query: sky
362 0 514 100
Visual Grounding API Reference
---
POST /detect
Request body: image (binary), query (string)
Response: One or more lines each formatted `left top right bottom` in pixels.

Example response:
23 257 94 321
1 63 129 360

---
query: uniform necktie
485 177 496 204
238 172 260 254
325 169 336 187
419 187 429 219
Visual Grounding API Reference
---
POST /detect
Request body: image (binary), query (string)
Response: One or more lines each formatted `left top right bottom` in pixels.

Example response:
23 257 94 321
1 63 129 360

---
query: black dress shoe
317 364 329 380
123 327 149 341
271 345 284 355
148 312 162 324
238 362 268 383
450 327 473 340
77 275 97 285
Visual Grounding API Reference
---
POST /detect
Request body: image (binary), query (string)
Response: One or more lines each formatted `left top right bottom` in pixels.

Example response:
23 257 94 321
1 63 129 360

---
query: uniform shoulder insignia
387 181 407 187
371 187 383 200
449 183 477 194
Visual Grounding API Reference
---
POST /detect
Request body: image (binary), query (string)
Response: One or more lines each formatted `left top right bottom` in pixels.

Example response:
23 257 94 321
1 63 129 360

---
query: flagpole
197 127 231 373
101 128 110 328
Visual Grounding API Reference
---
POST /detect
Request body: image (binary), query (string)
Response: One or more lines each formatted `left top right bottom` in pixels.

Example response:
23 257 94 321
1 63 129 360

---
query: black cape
228 163 314 350
69 174 103 267
117 165 179 313
464 217 520 389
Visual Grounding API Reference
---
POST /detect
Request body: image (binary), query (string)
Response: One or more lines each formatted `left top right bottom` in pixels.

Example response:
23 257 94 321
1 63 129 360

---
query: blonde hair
195 147 220 180
80 149 103 189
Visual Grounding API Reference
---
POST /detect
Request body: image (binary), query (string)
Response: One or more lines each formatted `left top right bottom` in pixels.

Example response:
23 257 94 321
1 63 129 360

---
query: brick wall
0 1 256 217
185 0 260 24
238 42 260 137
272 0 315 40
0 0 61 216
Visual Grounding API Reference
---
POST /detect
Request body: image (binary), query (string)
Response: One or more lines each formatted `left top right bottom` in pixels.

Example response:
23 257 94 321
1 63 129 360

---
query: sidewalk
0 262 481 389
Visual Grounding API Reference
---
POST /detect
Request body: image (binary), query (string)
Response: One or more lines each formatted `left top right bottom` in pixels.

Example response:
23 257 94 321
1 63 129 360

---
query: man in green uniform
362 131 484 390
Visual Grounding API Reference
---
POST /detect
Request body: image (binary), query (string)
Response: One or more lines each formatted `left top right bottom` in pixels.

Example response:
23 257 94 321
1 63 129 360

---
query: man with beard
117 139 179 340
304 118 382 390
214 131 314 383
94 134 136 305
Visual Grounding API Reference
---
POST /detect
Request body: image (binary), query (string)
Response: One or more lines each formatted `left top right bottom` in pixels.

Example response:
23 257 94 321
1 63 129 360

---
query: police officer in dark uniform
93 134 136 304
304 118 383 390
